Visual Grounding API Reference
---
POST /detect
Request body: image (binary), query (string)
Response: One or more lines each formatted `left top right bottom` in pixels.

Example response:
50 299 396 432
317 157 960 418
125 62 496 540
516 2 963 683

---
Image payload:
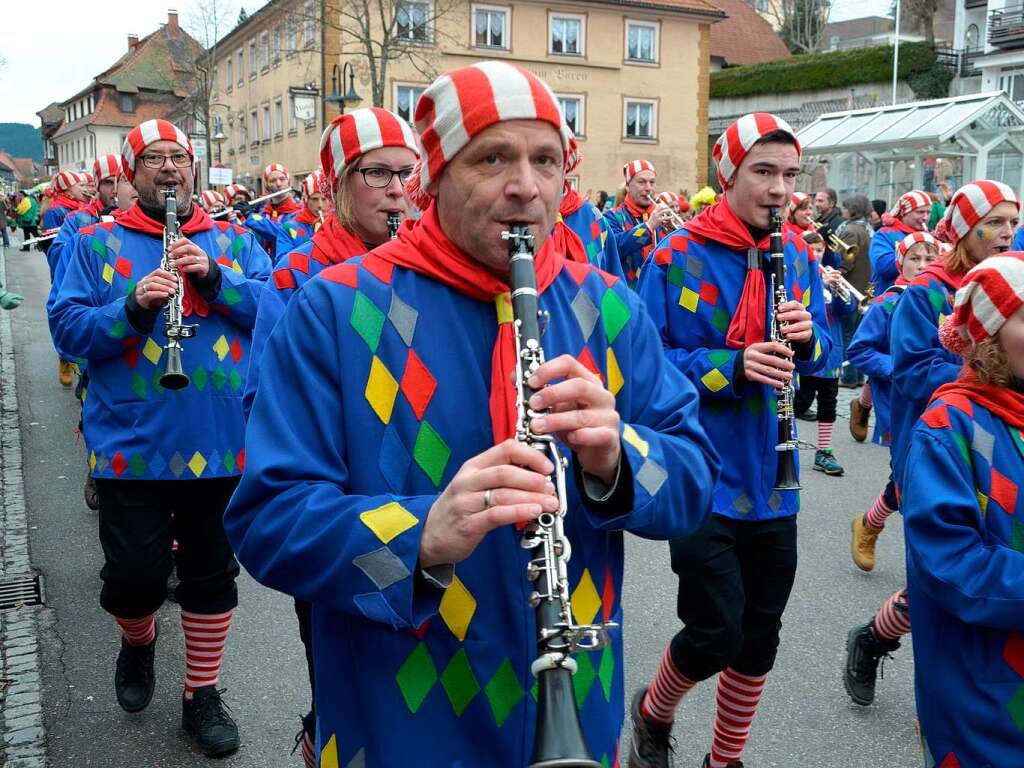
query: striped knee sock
115 614 156 646
818 421 834 450
301 731 316 768
181 610 232 699
641 645 699 725
709 668 767 768
873 589 911 642
864 490 896 529
859 383 873 409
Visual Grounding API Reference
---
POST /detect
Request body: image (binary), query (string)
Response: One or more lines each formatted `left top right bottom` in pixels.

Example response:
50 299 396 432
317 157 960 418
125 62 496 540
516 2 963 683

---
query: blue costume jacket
903 395 1024 768
561 203 625 280
47 207 100 282
225 253 719 767
868 226 903 293
636 226 831 521
602 204 659 288
847 285 906 446
1012 226 1024 252
817 252 856 378
245 209 287 259
273 212 322 259
50 214 271 480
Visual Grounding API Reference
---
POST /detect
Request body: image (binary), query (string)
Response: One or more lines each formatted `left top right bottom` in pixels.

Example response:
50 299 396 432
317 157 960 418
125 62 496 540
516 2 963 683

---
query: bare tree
890 0 938 46
776 0 831 54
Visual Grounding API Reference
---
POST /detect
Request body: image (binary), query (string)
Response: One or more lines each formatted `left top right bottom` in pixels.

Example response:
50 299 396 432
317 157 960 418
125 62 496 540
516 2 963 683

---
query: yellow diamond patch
232 259 243 273
101 263 115 284
571 568 601 625
678 287 699 312
977 490 989 517
89 451 96 471
622 424 649 457
802 288 812 308
607 347 624 397
320 734 338 768
494 292 513 325
813 338 822 361
187 451 207 478
439 574 477 641
365 356 399 424
359 501 418 544
142 338 163 365
701 368 729 393
213 335 230 361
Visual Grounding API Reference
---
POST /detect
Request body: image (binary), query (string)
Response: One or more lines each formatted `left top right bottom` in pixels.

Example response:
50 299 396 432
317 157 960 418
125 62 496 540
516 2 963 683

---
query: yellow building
208 0 338 194
329 0 723 194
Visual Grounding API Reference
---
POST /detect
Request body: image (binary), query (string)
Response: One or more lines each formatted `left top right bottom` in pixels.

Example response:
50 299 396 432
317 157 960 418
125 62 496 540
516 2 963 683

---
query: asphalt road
5 237 920 768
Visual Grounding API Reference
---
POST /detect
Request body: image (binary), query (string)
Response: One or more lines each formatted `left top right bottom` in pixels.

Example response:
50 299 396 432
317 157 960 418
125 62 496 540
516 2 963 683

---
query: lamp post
212 117 227 164
325 61 363 115
892 0 902 106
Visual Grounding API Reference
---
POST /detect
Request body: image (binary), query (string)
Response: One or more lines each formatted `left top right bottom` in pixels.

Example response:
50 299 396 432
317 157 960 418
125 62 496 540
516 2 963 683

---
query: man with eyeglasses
244 162 301 258
50 119 271 759
272 169 329 259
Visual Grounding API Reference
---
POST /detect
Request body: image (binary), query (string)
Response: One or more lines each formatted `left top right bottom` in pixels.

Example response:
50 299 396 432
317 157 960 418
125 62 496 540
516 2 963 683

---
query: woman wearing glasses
242 106 418 768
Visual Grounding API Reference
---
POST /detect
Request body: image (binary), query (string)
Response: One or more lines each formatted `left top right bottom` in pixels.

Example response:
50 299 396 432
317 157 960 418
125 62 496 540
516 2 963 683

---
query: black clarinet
768 208 801 490
387 212 401 240
503 225 611 768
159 188 197 390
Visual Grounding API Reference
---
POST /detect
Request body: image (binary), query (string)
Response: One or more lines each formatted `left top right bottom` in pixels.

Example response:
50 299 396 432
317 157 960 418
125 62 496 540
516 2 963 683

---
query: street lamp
212 117 227 164
326 62 363 114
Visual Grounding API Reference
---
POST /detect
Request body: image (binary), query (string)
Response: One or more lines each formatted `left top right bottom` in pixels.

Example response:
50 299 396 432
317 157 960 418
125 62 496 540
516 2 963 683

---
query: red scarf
622 195 652 222
293 206 322 227
930 369 1024 429
783 219 810 240
560 188 587 218
53 193 84 214
117 202 215 318
555 190 604 265
373 204 564 442
81 198 104 219
916 257 963 292
881 214 921 236
262 197 301 220
686 198 771 349
310 215 366 266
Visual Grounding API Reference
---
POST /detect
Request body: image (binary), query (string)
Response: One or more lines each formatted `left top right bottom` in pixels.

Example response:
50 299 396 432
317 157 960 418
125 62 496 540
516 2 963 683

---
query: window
237 49 244 85
262 105 271 142
999 73 1024 103
625 20 658 63
624 99 656 140
396 1 430 42
395 84 426 123
226 58 233 91
251 109 259 144
273 26 282 64
755 0 769 11
212 65 219 96
238 116 247 149
557 95 584 136
249 40 257 78
287 15 298 55
274 98 284 137
473 5 509 49
304 0 316 47
119 94 135 113
550 14 583 56
260 32 269 71
288 94 298 132
966 23 980 50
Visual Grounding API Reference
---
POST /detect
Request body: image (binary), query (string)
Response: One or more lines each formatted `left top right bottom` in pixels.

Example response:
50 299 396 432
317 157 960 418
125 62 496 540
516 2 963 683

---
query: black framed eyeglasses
355 166 415 189
139 152 193 170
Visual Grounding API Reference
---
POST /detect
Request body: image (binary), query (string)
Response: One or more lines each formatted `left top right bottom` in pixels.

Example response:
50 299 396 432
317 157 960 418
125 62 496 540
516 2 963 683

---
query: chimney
168 9 179 29
127 34 139 51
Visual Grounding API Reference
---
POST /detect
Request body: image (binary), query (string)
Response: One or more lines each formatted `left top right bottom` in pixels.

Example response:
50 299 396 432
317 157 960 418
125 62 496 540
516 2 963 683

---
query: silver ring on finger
142 282 148 293
483 488 493 510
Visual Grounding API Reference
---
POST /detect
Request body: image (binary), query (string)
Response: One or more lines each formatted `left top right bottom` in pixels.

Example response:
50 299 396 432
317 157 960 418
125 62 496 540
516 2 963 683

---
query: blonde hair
333 162 359 232
945 240 979 277
963 335 1011 387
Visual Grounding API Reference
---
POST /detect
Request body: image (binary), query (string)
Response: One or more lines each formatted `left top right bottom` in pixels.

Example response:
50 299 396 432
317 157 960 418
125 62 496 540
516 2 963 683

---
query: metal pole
892 0 902 105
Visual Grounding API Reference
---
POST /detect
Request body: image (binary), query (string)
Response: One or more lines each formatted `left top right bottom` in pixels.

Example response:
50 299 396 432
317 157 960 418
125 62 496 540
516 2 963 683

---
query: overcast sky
0 0 888 127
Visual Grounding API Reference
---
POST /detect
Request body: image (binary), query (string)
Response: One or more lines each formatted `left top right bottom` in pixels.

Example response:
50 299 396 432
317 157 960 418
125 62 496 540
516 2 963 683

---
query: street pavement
4 237 921 767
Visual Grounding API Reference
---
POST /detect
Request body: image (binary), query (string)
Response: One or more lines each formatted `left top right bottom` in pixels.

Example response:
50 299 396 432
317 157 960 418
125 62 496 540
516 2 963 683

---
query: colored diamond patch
439 574 477 641
701 368 729 393
351 291 386 351
990 468 1018 514
400 349 437 421
571 568 601 625
128 454 147 478
101 263 115 284
192 366 208 390
222 287 241 306
359 501 418 544
441 648 480 716
131 372 147 400
413 421 450 486
622 424 649 457
365 356 400 424
601 289 630 343
395 642 437 714
484 659 524 728
711 308 730 334
212 366 227 391
678 286 698 312
320 734 339 768
572 650 597 709
142 338 163 366
352 546 409 590
607 348 624 397
187 452 208 477
598 643 614 701
1008 683 1024 732
213 335 230 361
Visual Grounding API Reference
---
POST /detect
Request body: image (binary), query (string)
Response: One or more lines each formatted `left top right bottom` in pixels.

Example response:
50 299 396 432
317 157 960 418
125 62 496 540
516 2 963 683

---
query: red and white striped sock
115 614 156 646
864 490 896 529
873 589 911 642
181 610 232 700
171 538 179 552
818 421 834 450
641 645 699 725
300 731 316 768
858 383 873 409
709 668 767 768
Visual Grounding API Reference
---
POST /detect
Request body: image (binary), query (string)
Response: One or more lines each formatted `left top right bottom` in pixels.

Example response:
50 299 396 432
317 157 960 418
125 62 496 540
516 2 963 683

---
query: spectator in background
596 189 610 211
14 190 40 252
0 195 10 249
839 196 874 388
871 199 887 231
814 188 844 235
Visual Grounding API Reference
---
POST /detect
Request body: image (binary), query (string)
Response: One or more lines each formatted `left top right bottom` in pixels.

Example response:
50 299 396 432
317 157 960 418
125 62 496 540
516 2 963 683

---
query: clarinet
768 208 801 490
387 212 401 240
503 225 612 768
159 188 197 390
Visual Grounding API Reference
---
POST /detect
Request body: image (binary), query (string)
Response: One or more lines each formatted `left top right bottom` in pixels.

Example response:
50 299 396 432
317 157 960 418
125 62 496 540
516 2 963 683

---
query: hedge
710 42 952 100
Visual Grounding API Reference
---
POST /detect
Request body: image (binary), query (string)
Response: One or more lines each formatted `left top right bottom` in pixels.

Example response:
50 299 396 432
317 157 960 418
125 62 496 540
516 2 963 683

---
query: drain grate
0 573 43 610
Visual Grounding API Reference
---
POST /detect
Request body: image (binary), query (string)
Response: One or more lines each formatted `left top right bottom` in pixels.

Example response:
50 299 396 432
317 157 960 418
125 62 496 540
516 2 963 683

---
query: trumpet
820 266 874 315
811 220 857 260
644 193 686 232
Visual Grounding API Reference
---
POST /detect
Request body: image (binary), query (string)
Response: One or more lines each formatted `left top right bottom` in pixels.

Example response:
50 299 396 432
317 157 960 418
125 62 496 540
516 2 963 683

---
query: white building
953 0 1024 100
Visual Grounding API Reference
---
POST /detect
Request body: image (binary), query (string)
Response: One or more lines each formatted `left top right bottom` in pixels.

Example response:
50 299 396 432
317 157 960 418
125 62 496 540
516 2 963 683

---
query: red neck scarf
310 215 366 266
293 206 322 227
916 257 963 292
783 219 810 240
81 198 104 219
686 198 771 349
53 193 84 214
117 202 215 318
262 197 301 220
930 369 1024 429
373 204 564 442
622 195 651 221
881 214 921 236
560 188 587 218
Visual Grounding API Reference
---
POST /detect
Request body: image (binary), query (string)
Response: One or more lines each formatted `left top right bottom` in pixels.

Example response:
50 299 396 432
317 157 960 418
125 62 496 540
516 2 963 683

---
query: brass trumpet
821 266 874 315
644 193 686 232
811 220 857 260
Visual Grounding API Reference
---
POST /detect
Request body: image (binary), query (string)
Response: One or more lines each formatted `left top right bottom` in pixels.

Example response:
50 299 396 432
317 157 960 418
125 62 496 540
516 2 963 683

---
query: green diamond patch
484 658 524 728
572 651 596 710
395 642 437 714
413 421 450 486
440 649 480 717
601 289 630 344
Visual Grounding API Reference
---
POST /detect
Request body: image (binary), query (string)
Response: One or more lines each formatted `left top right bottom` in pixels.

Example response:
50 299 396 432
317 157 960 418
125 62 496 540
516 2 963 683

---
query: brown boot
849 397 870 442
58 358 73 387
851 513 883 571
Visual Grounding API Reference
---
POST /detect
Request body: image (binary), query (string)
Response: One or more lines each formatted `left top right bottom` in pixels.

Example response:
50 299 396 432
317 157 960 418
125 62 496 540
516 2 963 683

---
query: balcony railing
966 0 987 8
989 7 1024 49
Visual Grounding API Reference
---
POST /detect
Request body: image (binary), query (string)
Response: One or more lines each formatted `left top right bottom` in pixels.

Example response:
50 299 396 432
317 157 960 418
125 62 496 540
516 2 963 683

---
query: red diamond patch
289 251 310 274
578 346 603 384
400 349 437 421
273 268 296 290
602 566 615 623
990 468 1018 514
230 338 243 364
669 234 689 253
699 281 719 305
1003 632 1024 678
111 452 127 477
114 257 132 278
322 263 357 287
564 260 591 286
362 253 394 285
124 347 139 369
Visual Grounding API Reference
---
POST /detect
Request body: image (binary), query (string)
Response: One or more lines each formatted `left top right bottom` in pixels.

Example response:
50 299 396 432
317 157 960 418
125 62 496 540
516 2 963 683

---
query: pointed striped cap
263 163 289 185
894 190 931 219
656 191 677 206
199 190 226 210
224 183 251 200
408 61 577 208
942 253 1024 353
93 154 122 182
53 170 89 192
319 107 418 197
301 169 326 199
712 112 801 190
790 191 809 208
943 180 1019 246
121 119 192 182
624 160 656 182
896 231 939 266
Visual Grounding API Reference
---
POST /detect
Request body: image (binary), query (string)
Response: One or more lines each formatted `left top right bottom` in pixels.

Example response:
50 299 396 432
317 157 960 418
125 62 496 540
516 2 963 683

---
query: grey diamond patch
972 423 995 465
570 290 599 341
686 255 703 278
794 256 807 278
353 547 410 590
636 458 667 497
388 291 418 346
95 454 109 474
105 234 122 255
168 451 186 478
732 493 753 515
216 233 231 254
768 491 783 512
347 748 366 768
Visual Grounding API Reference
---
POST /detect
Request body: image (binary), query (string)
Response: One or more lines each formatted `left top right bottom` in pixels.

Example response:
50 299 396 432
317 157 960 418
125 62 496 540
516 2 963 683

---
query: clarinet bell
773 448 801 491
529 667 601 768
160 346 190 390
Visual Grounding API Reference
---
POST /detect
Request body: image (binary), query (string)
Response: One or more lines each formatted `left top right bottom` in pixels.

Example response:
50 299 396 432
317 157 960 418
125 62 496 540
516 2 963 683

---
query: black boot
182 686 240 757
844 621 900 706
114 626 157 713
627 687 675 768
292 710 317 767
701 754 744 767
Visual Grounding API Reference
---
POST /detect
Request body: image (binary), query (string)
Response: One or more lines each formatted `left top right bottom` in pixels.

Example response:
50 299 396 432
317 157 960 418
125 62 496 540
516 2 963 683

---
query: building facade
952 0 1024 100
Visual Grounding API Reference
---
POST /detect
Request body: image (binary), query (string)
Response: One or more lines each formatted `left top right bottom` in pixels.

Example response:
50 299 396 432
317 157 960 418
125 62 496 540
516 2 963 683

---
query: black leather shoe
114 626 157 713
844 621 900 706
701 754 743 767
182 686 240 757
627 686 675 768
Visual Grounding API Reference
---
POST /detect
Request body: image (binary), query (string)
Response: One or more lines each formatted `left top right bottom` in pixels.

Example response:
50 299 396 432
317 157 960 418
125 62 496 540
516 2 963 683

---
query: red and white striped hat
318 107 418 195
407 61 577 208
199 190 226 210
224 183 251 200
713 112 801 190
624 160 655 183
790 191 809 208
53 170 89 192
940 253 1024 354
301 169 326 199
121 119 192 183
263 163 289 185
943 180 1020 246
896 231 939 267
656 191 677 206
894 190 931 219
93 154 122 183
